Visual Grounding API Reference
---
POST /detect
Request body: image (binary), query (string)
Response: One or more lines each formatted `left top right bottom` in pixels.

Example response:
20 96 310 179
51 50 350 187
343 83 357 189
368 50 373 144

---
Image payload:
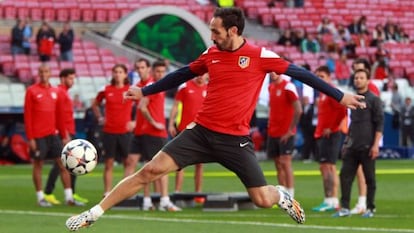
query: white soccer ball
61 139 98 176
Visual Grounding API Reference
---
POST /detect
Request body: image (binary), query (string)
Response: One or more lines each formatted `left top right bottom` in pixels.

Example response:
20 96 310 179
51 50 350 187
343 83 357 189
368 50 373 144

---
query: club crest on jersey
238 56 250 69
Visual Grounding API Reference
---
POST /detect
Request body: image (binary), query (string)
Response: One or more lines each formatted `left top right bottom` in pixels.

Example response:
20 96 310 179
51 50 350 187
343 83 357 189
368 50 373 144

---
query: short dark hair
152 59 166 69
138 58 151 68
59 68 76 78
353 58 371 71
213 7 245 35
354 68 370 79
315 65 330 75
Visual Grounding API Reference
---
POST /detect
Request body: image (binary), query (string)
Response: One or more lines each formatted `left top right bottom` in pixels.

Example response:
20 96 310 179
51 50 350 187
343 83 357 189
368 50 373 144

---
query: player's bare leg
66 151 179 231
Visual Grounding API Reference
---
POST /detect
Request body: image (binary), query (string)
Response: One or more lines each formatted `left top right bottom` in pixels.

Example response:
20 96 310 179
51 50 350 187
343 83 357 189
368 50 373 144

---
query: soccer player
92 64 133 197
333 68 383 218
168 73 208 202
24 64 74 207
125 59 181 211
311 66 347 212
43 68 87 206
66 7 365 230
267 72 302 197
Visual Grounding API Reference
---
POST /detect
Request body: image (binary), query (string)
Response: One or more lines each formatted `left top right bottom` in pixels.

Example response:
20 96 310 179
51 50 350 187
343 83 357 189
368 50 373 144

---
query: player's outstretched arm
284 64 365 109
124 65 196 100
339 92 366 110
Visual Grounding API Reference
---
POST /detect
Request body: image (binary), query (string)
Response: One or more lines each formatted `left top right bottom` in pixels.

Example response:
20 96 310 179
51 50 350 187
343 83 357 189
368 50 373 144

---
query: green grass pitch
0 159 413 233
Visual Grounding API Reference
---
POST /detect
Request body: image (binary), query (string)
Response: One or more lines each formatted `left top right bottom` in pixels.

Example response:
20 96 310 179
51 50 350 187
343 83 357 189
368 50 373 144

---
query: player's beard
214 34 232 51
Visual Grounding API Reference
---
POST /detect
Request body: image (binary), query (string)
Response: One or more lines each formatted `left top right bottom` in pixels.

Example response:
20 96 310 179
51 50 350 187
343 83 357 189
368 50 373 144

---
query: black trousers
45 161 77 194
401 125 414 146
339 148 376 210
301 126 317 160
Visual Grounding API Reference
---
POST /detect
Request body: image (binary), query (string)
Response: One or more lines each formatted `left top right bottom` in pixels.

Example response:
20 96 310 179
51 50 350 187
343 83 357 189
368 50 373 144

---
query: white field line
0 209 413 233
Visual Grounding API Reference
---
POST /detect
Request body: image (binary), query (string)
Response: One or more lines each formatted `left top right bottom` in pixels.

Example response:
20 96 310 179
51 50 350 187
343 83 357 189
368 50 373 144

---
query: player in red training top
125 59 181 211
312 66 347 212
267 72 302 198
92 64 133 197
24 64 74 207
168 73 208 202
66 7 365 230
43 68 87 206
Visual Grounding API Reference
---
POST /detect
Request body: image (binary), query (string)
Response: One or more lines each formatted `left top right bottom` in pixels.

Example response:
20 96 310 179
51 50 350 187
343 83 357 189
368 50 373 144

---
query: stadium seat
56 4 70 22
107 9 120 22
3 2 17 20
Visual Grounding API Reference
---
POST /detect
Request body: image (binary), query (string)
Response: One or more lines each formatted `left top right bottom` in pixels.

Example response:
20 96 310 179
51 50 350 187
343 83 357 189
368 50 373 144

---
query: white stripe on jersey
260 47 280 58
285 82 299 97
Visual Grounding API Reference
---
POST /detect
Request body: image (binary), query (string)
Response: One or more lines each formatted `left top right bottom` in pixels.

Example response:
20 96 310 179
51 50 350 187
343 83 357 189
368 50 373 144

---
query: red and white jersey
175 80 207 132
24 83 62 139
134 77 167 138
56 84 75 138
314 89 347 138
267 79 299 137
189 41 289 136
96 84 132 134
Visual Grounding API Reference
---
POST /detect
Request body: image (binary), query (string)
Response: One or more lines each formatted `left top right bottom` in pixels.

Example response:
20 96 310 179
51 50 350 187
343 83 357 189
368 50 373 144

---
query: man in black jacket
334 68 383 218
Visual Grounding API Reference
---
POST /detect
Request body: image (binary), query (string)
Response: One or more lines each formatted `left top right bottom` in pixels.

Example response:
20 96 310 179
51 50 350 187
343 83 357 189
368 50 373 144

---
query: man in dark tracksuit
334 69 384 218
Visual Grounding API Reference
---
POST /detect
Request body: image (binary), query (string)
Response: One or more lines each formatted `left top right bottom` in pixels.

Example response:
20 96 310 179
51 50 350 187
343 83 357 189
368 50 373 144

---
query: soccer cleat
66 210 97 231
38 199 53 207
332 208 351 217
73 193 89 204
142 203 155 211
312 202 336 212
158 201 182 212
44 194 61 205
361 209 374 218
67 199 86 206
350 204 366 215
276 185 305 224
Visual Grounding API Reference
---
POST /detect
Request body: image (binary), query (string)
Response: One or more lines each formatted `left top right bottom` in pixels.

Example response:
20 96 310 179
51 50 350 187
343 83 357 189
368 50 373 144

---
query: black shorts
316 131 342 164
30 134 63 161
129 135 167 161
102 132 131 160
162 123 267 188
266 136 295 158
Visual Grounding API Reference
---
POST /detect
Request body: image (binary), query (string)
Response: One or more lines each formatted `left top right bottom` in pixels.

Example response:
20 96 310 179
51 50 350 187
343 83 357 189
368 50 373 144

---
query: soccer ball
61 139 98 176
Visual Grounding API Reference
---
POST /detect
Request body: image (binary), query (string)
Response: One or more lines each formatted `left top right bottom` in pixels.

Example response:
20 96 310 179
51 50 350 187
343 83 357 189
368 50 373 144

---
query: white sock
287 188 294 198
36 191 44 202
143 197 152 206
90 205 104 218
160 196 170 206
277 188 286 206
357 196 366 207
331 197 339 207
64 188 73 201
323 197 329 204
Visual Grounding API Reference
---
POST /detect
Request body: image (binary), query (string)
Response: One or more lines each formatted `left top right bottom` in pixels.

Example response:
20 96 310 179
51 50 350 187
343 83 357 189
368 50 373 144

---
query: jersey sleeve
259 47 290 74
95 87 105 103
285 82 299 102
188 49 209 75
55 89 67 139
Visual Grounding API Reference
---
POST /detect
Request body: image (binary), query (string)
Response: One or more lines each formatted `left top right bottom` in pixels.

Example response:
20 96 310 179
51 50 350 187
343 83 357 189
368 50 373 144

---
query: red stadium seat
107 9 120 23
95 5 108 23
56 3 70 22
3 2 17 20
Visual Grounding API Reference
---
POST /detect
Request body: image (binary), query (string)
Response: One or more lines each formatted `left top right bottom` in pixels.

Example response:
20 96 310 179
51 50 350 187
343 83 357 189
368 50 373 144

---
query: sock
357 196 366 207
323 197 329 205
143 197 152 206
287 188 294 198
331 197 339 208
160 196 170 206
64 188 73 202
90 205 104 219
277 188 286 206
36 191 44 202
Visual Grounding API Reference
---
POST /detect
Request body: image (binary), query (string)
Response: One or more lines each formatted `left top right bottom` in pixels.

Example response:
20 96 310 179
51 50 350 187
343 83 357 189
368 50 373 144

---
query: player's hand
168 125 177 137
322 128 331 137
29 139 37 151
126 121 136 132
124 86 143 100
152 121 165 130
340 93 366 110
369 145 379 160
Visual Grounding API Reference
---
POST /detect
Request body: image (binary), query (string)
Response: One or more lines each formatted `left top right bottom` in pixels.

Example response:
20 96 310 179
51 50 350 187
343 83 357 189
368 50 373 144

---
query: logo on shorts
238 56 250 69
239 142 249 147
